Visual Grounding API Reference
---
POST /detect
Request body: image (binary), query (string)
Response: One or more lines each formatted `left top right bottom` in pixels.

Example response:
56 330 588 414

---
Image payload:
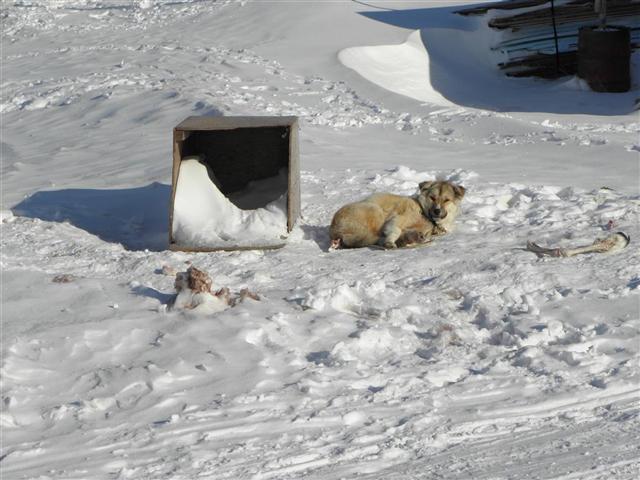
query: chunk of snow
0 210 15 223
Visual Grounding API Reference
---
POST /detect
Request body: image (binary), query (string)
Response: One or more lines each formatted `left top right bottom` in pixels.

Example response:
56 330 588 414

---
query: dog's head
417 180 465 223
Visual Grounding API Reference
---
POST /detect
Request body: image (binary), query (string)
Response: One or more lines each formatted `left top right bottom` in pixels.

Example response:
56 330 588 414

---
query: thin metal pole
595 0 607 28
550 0 561 75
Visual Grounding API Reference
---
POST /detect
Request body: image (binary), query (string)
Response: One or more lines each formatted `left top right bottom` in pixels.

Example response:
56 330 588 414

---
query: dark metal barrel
578 26 631 93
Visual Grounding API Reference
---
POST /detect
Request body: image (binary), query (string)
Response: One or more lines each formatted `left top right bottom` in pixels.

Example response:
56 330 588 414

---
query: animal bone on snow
526 232 630 258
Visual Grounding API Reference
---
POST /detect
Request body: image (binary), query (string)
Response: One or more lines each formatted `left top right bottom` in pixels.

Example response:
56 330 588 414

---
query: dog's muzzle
430 208 447 221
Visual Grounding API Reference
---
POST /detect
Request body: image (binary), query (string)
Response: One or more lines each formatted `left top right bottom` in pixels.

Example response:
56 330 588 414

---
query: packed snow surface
1 1 639 479
171 158 287 249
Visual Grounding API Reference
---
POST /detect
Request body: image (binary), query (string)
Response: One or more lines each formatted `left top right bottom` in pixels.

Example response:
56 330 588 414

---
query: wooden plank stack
456 0 639 78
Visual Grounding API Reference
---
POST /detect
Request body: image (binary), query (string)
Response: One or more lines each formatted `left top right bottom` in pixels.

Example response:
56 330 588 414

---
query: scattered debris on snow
52 274 75 283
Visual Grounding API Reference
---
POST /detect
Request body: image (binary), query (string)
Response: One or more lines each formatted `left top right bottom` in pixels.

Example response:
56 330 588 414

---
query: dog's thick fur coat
329 180 465 249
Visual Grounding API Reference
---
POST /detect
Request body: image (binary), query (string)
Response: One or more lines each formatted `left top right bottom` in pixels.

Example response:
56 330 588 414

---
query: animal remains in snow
171 266 259 312
526 232 630 258
329 180 465 249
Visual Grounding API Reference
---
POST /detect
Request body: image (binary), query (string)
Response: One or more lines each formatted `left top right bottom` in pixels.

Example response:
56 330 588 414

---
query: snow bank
339 30 453 107
171 158 287 249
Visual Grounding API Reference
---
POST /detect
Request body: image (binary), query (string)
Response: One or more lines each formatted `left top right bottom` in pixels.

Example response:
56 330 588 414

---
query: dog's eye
443 199 450 203
430 196 437 202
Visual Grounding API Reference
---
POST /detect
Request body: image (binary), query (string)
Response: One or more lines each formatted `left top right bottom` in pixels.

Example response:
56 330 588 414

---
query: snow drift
171 158 288 249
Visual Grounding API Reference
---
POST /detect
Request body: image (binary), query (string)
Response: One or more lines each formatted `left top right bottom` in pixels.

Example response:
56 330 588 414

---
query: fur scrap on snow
170 266 260 312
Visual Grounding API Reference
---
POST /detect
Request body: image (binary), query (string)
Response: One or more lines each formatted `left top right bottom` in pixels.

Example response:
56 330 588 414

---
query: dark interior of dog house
180 127 290 209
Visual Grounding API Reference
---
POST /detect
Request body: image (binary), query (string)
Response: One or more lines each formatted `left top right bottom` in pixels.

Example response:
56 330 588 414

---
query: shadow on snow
13 183 171 251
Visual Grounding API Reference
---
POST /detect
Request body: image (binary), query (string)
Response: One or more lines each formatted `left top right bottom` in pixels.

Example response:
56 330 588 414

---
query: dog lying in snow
329 180 465 249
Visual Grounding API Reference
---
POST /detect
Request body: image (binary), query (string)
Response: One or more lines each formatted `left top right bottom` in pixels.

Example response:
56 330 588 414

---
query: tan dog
329 180 465 249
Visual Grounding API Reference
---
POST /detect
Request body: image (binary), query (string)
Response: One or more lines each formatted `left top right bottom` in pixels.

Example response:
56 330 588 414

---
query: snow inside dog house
169 116 300 251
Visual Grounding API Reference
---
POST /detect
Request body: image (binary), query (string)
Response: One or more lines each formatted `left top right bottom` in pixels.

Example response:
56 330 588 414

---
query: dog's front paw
383 241 397 249
433 224 447 236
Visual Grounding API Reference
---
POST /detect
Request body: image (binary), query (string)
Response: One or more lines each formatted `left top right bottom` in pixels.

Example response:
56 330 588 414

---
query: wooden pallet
455 0 550 16
488 2 640 31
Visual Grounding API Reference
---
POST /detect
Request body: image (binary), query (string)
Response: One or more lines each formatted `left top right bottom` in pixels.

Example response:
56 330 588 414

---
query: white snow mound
171 158 287 249
339 30 453 107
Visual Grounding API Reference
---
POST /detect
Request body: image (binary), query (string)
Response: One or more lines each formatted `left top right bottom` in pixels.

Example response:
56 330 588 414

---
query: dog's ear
453 184 466 198
419 181 435 191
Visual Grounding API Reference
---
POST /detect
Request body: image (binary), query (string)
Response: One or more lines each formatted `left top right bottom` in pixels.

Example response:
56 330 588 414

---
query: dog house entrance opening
180 127 290 210
171 126 291 250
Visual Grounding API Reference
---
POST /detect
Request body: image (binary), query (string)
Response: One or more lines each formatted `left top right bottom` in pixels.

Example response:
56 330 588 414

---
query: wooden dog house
169 116 300 251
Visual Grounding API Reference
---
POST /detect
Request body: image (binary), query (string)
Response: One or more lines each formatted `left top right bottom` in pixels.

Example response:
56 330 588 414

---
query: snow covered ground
1 1 639 478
